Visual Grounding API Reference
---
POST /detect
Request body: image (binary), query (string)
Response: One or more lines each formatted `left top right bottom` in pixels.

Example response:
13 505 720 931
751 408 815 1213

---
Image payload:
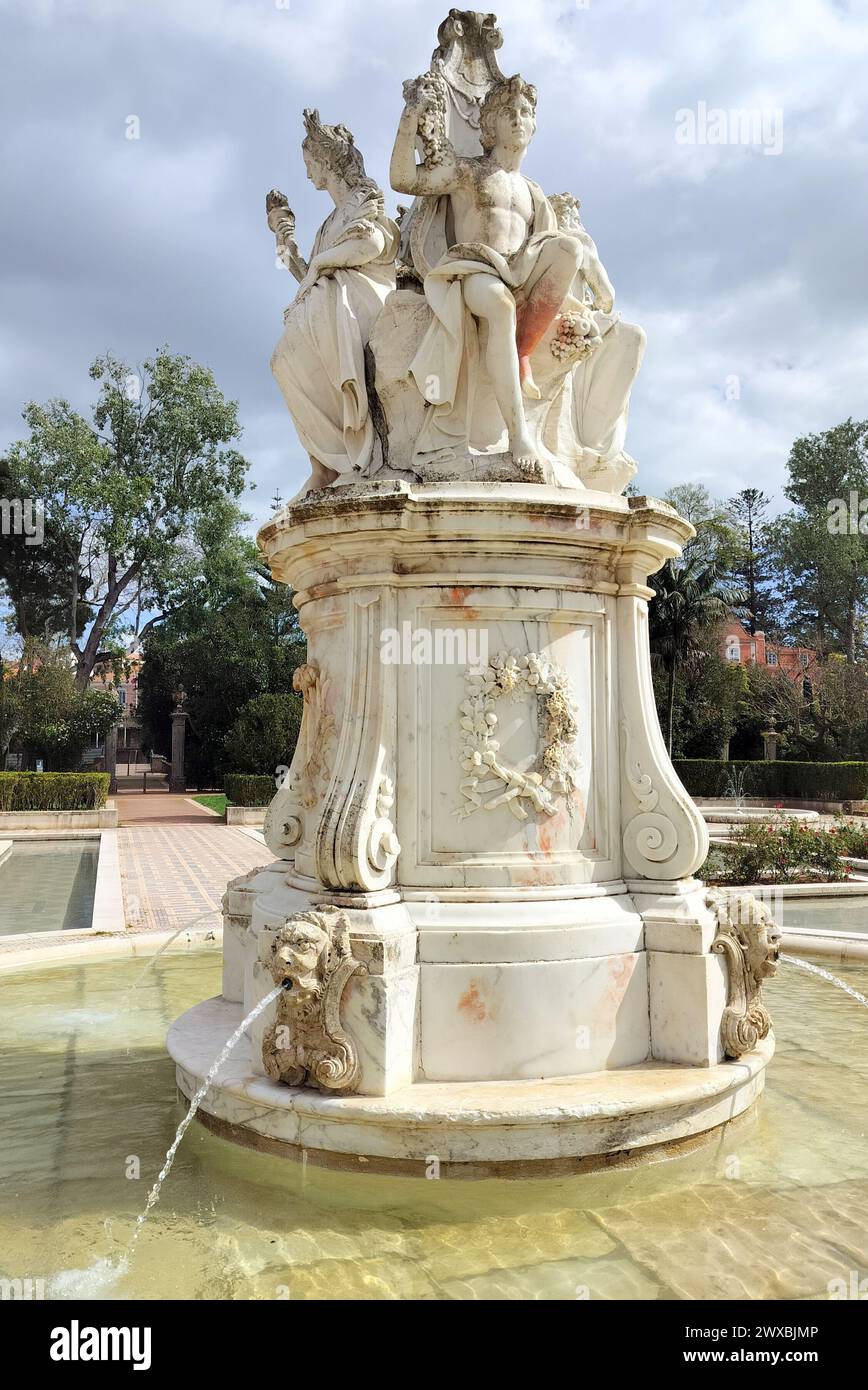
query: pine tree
727 488 781 637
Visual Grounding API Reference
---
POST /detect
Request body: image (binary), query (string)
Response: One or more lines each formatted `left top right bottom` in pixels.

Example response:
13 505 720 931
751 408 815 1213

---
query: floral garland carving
457 651 579 821
291 662 336 809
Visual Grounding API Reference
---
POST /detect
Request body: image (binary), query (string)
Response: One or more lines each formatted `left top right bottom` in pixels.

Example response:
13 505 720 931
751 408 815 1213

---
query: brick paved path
115 792 219 825
118 824 272 932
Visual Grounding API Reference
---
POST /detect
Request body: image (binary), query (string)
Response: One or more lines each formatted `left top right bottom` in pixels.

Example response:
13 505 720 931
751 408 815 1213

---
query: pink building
719 617 818 692
87 646 144 762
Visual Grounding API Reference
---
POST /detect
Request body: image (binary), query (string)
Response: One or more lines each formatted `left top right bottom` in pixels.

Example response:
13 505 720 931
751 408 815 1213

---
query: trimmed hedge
224 774 275 807
674 759 868 802
0 771 110 812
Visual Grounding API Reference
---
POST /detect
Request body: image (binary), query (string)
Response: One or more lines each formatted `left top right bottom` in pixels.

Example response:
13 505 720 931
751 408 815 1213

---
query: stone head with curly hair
479 75 538 154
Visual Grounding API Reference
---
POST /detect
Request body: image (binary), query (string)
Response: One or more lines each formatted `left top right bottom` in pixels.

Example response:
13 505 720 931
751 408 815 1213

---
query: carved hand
295 259 332 301
266 188 294 235
306 253 334 282
401 73 441 114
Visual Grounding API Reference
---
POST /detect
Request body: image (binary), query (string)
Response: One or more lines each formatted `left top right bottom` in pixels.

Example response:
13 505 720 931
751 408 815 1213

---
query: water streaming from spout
123 910 220 1004
126 983 284 1260
781 953 868 1009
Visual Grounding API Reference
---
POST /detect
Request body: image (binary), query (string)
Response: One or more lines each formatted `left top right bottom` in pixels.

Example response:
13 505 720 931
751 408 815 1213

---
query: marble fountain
168 9 783 1177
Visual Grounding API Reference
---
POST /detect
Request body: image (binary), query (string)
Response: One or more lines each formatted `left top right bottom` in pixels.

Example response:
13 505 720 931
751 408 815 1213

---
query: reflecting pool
0 839 99 936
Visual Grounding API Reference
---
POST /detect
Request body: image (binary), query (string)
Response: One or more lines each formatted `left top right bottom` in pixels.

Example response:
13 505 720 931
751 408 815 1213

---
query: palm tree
649 554 746 755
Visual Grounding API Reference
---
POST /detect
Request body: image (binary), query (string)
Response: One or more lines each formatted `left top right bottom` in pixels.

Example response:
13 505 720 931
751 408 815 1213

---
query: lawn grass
193 794 227 817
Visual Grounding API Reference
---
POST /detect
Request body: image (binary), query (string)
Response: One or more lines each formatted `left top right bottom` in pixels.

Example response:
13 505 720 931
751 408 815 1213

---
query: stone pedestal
762 729 779 760
168 480 774 1172
104 723 118 796
169 709 188 794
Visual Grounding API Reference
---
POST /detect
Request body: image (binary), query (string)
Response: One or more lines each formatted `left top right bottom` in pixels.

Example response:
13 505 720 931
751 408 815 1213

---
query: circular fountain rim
0 925 222 976
701 804 822 824
168 994 773 1178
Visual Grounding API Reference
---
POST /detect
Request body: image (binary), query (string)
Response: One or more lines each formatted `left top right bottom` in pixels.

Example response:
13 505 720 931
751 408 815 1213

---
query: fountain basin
168 996 772 1175
0 836 100 934
0 831 125 938
2 942 866 1300
699 802 821 826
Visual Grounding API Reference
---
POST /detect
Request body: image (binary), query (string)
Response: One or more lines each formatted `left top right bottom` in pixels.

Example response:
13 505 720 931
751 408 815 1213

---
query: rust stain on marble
446 586 472 606
598 954 637 1019
537 804 569 857
610 955 633 989
457 980 489 1022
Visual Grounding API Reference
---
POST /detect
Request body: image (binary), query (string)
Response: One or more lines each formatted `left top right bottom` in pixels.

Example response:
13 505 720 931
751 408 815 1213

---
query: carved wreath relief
262 908 364 1094
709 890 781 1059
457 651 579 820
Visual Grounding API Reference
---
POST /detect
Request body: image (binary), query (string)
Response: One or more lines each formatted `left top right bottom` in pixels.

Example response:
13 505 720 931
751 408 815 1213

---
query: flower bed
703 819 856 886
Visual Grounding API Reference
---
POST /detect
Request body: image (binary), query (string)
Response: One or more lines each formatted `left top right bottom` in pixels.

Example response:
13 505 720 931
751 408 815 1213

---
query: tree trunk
846 579 857 664
73 558 141 691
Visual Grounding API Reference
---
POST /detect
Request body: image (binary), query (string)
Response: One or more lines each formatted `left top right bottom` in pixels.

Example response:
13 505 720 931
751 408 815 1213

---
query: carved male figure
391 73 586 469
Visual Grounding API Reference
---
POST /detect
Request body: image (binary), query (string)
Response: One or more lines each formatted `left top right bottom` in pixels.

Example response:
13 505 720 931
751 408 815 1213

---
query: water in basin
782 896 868 935
0 947 866 1300
0 839 99 935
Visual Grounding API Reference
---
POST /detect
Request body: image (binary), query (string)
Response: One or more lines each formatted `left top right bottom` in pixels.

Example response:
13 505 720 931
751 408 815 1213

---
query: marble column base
167 996 772 1175
221 867 739 1099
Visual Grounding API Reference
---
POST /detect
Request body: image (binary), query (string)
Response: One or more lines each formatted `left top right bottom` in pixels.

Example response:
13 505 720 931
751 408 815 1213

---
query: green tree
654 649 745 758
726 488 781 636
779 656 868 760
663 484 741 569
771 419 868 662
730 663 803 759
223 693 303 776
10 649 119 769
0 659 19 762
0 457 93 644
138 583 305 787
2 350 249 689
649 555 744 755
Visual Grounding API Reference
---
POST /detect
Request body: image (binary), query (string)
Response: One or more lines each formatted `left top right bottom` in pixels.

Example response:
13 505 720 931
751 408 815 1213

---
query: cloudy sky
2 0 867 531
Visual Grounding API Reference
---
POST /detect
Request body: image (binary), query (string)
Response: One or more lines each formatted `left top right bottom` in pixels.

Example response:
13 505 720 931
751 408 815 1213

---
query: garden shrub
0 771 110 811
223 693 302 778
674 759 868 802
828 820 868 859
224 774 275 807
704 819 849 885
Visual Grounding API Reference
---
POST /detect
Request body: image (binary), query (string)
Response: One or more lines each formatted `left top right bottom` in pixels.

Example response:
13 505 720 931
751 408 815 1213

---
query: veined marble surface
168 996 771 1166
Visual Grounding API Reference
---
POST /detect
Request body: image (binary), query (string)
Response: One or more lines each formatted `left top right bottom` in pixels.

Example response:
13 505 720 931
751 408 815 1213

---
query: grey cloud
1 0 866 525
